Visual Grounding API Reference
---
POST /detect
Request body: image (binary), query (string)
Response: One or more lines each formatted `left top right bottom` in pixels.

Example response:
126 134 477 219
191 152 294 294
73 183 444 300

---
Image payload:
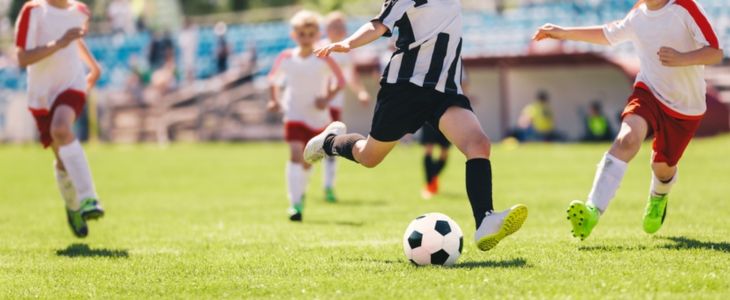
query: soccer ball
402 213 463 266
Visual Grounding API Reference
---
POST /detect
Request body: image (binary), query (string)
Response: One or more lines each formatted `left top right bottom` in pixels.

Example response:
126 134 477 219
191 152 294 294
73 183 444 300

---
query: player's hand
357 90 371 106
314 42 352 57
267 100 280 112
57 28 86 48
314 97 329 110
533 23 567 41
658 47 685 67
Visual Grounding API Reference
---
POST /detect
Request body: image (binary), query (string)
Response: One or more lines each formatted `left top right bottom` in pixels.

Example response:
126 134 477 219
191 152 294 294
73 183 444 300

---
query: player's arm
268 83 281 112
77 39 102 92
533 24 610 46
17 27 85 68
314 22 388 57
658 46 724 67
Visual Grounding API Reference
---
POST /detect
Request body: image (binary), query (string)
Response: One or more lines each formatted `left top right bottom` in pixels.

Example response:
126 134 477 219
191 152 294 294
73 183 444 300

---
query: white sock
323 157 337 189
54 161 79 210
651 171 678 196
587 153 628 213
58 140 98 202
286 162 305 206
301 166 312 197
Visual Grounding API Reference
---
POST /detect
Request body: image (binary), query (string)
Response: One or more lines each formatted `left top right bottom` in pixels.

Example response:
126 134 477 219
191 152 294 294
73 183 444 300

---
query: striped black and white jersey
373 0 464 95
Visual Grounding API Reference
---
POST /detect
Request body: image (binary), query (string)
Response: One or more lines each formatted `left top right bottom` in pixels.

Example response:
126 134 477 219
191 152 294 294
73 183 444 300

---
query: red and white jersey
268 48 345 129
603 0 720 119
319 39 355 109
15 0 90 112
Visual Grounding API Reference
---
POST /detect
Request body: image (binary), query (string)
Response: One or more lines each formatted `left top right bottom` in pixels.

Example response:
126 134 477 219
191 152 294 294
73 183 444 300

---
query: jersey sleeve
15 2 39 50
675 0 720 49
602 14 635 46
268 51 290 86
371 0 416 37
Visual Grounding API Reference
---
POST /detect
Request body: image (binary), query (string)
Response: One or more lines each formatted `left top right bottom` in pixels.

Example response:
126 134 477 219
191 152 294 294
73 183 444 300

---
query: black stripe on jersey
394 13 419 82
415 0 428 7
445 38 463 94
423 33 450 89
398 46 420 82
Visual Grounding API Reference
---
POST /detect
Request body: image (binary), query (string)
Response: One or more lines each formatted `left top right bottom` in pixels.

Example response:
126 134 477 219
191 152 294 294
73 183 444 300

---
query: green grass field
1 136 729 299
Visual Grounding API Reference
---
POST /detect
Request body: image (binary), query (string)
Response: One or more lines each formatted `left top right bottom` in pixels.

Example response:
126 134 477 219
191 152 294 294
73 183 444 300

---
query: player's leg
642 117 700 234
421 144 436 199
305 121 399 168
438 106 527 251
323 108 341 202
286 141 309 221
568 114 649 240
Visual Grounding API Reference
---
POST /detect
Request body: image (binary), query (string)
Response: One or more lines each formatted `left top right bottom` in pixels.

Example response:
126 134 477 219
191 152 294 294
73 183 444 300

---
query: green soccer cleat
288 203 303 222
80 198 105 221
324 188 337 203
66 209 88 238
643 194 669 234
566 200 600 241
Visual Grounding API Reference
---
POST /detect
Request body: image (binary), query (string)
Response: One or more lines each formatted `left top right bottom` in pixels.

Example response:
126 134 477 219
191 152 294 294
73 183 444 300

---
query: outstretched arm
315 21 389 57
17 27 85 68
533 24 610 46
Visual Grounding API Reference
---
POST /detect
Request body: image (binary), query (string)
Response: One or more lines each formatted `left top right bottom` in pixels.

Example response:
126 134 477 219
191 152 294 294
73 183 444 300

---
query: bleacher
1 0 729 91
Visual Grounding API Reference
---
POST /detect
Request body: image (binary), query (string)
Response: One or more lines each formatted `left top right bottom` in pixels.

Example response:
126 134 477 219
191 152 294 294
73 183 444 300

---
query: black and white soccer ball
402 213 463 266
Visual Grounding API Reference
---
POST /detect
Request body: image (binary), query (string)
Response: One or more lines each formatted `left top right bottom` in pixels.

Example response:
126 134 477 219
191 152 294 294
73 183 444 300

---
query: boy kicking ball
15 0 105 238
268 10 345 221
306 0 528 251
533 0 723 240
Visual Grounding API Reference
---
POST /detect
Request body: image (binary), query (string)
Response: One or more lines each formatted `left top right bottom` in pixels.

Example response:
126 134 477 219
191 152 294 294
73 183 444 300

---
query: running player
306 0 528 251
268 10 345 221
15 0 105 238
533 0 723 240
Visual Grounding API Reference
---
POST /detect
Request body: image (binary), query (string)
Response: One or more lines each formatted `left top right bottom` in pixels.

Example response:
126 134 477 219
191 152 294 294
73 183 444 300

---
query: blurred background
0 0 729 145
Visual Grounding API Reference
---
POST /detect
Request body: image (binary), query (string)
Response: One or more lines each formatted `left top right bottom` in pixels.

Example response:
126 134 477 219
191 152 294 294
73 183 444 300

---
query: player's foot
566 200 600 241
643 194 669 234
304 121 347 164
474 204 528 251
420 187 434 200
421 178 439 200
66 209 88 238
288 203 303 222
324 187 337 203
80 198 105 221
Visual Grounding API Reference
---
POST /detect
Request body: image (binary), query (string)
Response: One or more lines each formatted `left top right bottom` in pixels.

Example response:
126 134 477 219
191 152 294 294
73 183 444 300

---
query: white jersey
268 48 345 129
15 0 90 112
319 39 355 109
374 0 465 95
603 0 720 119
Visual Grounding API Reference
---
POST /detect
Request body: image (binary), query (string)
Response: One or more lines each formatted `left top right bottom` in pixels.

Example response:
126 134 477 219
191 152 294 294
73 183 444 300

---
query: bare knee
50 123 74 145
462 134 491 159
358 155 384 168
611 131 642 160
652 163 676 181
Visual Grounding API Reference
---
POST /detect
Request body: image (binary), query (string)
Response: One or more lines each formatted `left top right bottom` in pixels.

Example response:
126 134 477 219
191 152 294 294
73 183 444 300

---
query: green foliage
1 136 730 298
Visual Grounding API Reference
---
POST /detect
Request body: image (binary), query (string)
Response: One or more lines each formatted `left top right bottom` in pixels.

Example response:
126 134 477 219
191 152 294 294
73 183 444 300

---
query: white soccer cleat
304 121 347 164
474 204 528 251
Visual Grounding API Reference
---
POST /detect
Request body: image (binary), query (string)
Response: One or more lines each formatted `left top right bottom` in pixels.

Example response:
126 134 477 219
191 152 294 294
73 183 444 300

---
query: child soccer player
268 10 345 221
533 0 723 240
319 11 371 203
307 0 528 251
15 0 105 238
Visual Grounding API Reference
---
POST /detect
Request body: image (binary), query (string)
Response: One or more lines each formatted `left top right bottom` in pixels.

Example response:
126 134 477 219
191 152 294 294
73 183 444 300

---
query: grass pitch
1 136 729 299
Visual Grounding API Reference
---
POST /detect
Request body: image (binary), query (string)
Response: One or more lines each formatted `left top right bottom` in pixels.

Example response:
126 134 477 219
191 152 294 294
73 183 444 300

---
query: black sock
424 155 435 183
466 158 494 228
324 133 365 162
434 159 447 177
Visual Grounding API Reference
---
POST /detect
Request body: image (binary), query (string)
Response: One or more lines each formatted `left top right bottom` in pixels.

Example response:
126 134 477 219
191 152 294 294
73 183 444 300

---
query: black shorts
420 124 451 148
370 82 472 142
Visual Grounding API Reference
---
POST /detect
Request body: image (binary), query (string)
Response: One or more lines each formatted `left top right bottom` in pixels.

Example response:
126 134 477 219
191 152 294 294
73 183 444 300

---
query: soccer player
268 10 346 221
15 0 105 238
319 11 371 203
533 0 724 240
306 0 528 251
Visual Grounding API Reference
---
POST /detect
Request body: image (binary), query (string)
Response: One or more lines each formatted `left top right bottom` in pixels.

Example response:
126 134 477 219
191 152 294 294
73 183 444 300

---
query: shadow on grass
56 243 129 258
660 236 730 253
453 258 529 269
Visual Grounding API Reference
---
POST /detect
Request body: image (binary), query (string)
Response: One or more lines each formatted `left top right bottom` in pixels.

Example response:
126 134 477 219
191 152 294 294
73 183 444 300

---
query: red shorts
621 87 702 167
284 121 325 144
28 89 86 148
329 107 342 122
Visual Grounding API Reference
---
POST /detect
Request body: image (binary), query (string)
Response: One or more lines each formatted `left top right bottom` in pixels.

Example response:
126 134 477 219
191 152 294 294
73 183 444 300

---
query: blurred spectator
178 18 199 82
143 50 178 104
214 22 230 75
149 31 174 70
107 0 136 35
516 91 560 141
582 101 613 142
